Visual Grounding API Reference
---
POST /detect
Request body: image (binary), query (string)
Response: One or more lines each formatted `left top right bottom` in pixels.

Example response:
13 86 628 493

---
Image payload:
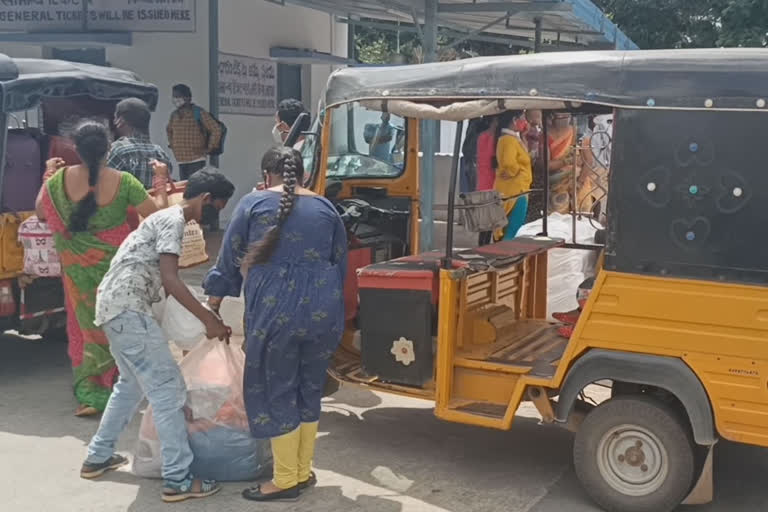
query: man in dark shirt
108 98 172 189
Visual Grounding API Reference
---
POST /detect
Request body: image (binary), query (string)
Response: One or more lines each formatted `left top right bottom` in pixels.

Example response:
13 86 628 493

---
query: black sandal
242 484 299 502
299 471 317 491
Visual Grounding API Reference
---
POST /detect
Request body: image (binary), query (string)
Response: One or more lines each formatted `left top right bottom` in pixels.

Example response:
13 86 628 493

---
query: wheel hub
597 424 669 496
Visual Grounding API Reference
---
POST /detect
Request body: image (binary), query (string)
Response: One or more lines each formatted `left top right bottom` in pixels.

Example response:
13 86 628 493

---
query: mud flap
682 444 715 506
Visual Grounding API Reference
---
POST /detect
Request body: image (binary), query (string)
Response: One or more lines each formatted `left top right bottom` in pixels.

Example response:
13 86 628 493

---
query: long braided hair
243 147 302 266
69 120 111 232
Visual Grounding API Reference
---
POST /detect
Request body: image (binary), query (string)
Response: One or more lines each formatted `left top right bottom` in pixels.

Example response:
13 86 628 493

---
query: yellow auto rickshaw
0 54 159 337
302 48 768 512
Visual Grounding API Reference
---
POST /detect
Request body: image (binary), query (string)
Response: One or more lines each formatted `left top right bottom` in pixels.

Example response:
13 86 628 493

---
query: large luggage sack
3 131 43 213
133 340 272 481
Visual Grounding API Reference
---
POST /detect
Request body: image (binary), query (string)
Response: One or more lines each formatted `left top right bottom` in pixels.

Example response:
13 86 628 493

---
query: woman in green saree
36 121 163 416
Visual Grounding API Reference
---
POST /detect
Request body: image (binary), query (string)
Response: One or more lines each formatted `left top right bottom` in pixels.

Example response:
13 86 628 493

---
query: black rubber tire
573 395 695 512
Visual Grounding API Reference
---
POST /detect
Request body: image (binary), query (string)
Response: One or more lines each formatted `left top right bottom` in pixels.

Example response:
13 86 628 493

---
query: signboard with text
218 53 277 117
0 0 196 33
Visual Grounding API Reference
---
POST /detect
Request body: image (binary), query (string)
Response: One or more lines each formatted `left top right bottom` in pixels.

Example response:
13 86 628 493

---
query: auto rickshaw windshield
326 102 406 180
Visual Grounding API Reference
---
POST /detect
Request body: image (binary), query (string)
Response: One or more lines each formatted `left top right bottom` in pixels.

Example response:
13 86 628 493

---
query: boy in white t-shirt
81 169 235 503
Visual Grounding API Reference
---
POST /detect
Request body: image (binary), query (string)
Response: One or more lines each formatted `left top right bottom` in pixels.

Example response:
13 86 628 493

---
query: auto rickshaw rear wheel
573 395 695 512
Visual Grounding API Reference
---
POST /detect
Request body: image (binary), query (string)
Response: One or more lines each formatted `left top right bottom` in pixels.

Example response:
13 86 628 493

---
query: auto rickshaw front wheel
573 395 695 512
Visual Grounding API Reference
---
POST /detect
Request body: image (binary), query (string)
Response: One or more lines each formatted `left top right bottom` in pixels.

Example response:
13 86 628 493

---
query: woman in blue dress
203 147 347 502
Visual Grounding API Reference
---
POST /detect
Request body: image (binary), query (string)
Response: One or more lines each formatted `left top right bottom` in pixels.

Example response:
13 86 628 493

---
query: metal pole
347 16 356 62
535 17 546 236
0 114 8 198
420 0 438 251
541 114 549 236
209 0 220 168
443 120 464 269
571 116 578 243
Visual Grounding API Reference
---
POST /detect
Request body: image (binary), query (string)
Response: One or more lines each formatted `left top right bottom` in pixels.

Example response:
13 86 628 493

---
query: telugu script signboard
0 0 196 33
218 53 277 117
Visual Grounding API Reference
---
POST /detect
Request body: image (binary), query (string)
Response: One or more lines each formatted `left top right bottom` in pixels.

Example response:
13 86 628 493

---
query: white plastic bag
519 214 602 318
132 339 272 481
154 285 207 351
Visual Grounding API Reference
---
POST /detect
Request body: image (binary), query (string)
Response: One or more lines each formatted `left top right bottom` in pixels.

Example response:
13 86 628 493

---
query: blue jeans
86 311 192 483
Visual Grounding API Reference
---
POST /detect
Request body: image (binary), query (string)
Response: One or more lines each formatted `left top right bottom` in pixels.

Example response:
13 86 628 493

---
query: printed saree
548 127 595 215
39 169 147 411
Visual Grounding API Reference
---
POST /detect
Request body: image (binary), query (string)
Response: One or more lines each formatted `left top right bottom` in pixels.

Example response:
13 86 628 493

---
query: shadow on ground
0 332 100 443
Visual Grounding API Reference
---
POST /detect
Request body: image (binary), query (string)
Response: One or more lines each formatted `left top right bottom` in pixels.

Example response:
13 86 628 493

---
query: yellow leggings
270 422 319 489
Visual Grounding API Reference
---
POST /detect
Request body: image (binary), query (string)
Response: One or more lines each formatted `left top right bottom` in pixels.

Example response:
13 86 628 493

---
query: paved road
2 332 768 512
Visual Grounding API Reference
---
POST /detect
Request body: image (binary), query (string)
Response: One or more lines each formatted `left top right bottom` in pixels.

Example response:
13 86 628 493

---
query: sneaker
80 455 129 479
162 475 221 503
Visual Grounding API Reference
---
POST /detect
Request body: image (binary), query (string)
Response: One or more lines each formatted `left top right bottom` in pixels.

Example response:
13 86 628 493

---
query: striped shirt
107 135 173 189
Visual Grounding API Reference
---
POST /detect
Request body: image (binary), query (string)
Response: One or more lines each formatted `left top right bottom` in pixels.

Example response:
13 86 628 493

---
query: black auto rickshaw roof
0 53 158 113
325 48 768 113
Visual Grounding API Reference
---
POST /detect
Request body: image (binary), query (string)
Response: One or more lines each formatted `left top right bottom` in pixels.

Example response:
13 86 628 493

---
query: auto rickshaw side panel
560 270 768 448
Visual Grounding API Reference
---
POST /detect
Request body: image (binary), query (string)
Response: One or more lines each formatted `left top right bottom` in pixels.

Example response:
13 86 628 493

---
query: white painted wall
217 1 347 221
107 1 210 173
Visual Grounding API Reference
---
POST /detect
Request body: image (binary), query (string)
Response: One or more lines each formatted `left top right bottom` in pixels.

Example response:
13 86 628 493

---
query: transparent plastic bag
132 339 272 481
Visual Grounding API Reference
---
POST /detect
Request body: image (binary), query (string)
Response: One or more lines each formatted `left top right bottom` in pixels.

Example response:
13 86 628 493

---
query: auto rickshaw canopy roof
0 53 158 113
325 49 768 116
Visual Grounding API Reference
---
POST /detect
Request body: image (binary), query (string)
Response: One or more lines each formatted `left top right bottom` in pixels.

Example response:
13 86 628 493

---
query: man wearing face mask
273 99 310 150
108 98 173 190
167 84 223 181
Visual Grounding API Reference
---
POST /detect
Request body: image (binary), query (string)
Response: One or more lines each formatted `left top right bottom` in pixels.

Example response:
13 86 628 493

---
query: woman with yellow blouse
493 111 533 241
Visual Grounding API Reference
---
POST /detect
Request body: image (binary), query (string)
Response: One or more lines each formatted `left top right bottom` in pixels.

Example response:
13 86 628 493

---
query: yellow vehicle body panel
562 270 768 448
433 262 768 448
0 211 34 279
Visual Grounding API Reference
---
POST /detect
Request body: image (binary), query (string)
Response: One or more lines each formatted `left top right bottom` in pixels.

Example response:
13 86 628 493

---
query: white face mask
272 123 285 144
172 98 186 109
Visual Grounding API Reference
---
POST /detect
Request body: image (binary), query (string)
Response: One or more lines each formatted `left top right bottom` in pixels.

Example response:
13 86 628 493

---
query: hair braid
68 120 111 232
243 150 302 266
